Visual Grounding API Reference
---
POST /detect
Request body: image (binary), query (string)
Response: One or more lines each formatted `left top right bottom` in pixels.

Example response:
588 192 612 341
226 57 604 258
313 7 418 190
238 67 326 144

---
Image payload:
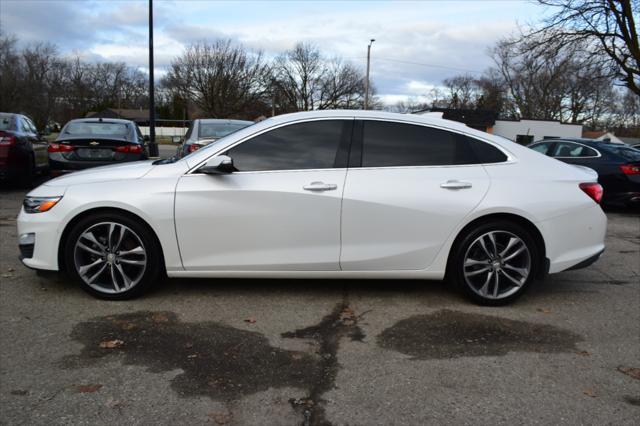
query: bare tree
163 40 271 119
272 42 366 112
533 0 639 96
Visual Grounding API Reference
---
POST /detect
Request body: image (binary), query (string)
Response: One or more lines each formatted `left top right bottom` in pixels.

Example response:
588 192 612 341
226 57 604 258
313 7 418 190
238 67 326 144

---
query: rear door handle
303 181 338 191
440 180 472 190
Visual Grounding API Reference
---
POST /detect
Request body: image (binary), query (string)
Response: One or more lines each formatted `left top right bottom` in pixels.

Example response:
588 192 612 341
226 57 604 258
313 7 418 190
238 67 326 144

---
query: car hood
44 160 155 187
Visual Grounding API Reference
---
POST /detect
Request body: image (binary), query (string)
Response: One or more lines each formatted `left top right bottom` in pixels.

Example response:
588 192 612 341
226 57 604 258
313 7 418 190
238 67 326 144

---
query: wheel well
57 207 166 274
448 213 547 278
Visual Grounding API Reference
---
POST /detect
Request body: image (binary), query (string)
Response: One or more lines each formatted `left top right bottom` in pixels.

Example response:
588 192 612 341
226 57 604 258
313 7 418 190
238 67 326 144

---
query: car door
174 119 352 271
340 120 491 271
23 117 48 169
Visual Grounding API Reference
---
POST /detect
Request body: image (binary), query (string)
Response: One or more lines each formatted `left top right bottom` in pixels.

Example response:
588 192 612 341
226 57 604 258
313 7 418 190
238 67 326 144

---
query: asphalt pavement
0 181 638 425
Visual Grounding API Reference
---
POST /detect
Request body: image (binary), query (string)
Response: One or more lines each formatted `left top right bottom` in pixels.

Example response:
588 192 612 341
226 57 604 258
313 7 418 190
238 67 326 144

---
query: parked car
18 110 606 305
49 118 148 174
176 119 253 157
0 113 49 186
528 138 640 206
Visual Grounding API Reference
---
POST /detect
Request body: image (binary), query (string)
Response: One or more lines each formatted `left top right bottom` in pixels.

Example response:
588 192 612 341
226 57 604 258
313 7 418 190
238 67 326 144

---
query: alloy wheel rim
74 222 147 294
463 230 531 300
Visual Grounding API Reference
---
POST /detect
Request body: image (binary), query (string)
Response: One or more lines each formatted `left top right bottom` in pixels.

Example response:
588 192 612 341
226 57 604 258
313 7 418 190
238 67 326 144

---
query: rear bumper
604 191 640 206
48 155 146 173
565 248 605 271
538 204 607 274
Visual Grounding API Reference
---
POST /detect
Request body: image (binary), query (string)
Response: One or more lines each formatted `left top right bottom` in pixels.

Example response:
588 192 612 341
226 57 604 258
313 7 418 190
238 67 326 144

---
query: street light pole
364 38 375 110
148 0 158 157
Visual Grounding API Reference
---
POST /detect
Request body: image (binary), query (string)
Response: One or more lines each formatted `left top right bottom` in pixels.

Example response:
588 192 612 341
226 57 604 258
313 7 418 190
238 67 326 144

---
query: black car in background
529 138 640 206
0 112 49 186
50 118 148 174
176 119 253 158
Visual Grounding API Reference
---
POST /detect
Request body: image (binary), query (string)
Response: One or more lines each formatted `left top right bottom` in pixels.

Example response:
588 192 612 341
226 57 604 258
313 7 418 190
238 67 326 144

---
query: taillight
48 143 75 153
579 182 603 204
620 164 640 175
113 144 143 154
0 135 17 146
188 144 201 153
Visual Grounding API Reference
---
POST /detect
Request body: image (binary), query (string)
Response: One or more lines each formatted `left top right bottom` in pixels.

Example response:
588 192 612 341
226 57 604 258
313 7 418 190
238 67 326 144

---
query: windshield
0 114 13 131
64 122 129 136
605 145 640 162
198 122 250 139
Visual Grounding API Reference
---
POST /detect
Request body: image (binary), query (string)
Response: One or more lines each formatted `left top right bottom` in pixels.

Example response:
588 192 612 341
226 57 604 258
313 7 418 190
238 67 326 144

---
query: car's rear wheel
449 221 538 305
64 212 162 299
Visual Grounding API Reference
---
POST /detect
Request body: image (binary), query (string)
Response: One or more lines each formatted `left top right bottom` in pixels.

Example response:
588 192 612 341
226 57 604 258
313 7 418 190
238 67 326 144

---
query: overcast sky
1 0 548 104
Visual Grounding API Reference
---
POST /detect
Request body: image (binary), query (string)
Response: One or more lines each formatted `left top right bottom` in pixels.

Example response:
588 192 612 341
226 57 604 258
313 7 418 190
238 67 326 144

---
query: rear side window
361 121 477 167
228 120 347 171
467 137 508 163
604 145 640 162
551 142 598 158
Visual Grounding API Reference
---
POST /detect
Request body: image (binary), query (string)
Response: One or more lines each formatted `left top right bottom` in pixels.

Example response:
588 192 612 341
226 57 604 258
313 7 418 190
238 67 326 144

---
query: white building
492 119 582 144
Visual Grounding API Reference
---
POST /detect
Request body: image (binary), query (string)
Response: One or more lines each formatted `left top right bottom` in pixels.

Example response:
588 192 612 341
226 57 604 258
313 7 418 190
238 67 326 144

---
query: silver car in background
177 119 253 157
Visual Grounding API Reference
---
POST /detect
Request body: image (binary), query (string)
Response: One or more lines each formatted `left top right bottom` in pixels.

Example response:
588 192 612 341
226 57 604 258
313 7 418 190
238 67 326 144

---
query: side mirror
199 155 234 174
171 136 182 144
143 135 150 142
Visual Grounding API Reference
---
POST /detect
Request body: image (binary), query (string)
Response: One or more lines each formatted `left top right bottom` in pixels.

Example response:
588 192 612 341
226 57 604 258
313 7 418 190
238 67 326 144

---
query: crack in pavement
282 284 365 426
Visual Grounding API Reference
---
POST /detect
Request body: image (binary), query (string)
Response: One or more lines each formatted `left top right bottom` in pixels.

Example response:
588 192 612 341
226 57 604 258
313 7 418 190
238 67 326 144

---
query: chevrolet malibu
17 110 607 305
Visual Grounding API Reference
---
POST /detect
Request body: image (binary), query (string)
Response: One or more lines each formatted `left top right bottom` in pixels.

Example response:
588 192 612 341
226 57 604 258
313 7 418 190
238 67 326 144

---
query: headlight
23 196 62 214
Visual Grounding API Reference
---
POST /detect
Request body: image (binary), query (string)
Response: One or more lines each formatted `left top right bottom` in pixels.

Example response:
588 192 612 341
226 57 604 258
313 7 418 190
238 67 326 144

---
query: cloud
0 0 543 100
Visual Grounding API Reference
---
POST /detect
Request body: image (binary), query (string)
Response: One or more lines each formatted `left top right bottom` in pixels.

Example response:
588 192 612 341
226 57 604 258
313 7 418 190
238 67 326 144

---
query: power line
351 56 484 74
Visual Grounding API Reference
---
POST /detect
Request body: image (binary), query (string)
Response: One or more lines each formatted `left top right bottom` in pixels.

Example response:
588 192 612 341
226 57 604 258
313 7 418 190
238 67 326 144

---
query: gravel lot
0 180 638 425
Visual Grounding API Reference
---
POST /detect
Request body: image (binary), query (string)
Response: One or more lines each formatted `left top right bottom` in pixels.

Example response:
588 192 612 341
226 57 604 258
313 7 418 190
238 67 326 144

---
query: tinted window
0 114 13 131
603 145 640 162
552 142 598 157
26 118 38 134
361 121 476 167
516 135 534 145
199 122 250 139
64 122 129 136
228 120 346 171
530 142 552 155
467 137 508 163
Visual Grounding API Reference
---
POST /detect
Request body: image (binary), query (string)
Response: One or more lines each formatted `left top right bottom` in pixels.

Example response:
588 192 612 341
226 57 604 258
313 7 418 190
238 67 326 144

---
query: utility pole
364 39 375 110
148 0 159 157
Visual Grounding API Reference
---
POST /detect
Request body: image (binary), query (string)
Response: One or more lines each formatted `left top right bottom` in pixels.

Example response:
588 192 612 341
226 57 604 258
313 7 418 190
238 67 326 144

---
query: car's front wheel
64 212 162 299
449 221 539 305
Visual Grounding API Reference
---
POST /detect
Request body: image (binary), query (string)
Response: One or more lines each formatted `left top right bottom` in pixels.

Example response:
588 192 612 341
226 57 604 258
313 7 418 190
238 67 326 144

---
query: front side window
551 142 598 158
361 121 477 167
227 120 347 171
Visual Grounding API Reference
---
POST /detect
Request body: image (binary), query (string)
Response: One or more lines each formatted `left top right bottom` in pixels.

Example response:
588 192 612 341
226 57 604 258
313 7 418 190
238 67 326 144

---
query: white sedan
17 110 606 305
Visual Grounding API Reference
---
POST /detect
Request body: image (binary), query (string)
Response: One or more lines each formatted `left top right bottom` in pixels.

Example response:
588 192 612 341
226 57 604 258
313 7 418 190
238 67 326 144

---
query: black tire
64 211 163 300
448 220 539 306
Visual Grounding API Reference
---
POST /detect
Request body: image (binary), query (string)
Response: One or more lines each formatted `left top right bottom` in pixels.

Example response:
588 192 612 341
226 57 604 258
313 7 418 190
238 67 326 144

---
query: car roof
66 118 135 125
197 119 254 125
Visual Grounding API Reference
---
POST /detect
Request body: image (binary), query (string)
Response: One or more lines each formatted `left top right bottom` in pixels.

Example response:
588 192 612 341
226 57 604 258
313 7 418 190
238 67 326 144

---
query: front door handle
303 181 338 191
440 180 472 190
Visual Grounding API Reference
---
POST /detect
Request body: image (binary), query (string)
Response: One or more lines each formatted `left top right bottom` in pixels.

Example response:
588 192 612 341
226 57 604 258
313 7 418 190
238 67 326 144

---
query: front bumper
17 203 65 271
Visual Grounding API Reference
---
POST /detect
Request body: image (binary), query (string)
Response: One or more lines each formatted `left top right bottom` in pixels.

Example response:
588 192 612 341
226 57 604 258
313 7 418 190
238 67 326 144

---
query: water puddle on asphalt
377 309 582 360
62 306 365 426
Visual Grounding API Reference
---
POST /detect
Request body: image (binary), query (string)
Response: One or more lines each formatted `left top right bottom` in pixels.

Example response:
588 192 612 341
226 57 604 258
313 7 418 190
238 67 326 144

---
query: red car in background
0 113 49 187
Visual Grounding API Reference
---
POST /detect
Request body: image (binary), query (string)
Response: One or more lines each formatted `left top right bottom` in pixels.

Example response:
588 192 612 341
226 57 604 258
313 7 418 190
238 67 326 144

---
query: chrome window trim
533 140 602 159
187 117 516 175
